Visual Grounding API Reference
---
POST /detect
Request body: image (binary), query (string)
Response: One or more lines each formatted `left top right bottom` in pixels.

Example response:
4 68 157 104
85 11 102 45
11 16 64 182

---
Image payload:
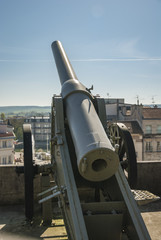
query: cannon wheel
23 124 34 221
109 123 137 189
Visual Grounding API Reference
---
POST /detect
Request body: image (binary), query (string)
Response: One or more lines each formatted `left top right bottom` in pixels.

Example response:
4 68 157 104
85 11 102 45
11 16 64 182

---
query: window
2 157 7 164
157 142 161 152
8 140 12 148
145 125 152 134
126 106 131 111
8 155 12 164
157 125 161 134
35 129 41 133
2 141 7 148
146 142 153 152
35 135 41 140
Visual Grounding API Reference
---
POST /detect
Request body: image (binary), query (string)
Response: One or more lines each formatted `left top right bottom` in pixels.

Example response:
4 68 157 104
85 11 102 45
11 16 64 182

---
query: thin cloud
72 58 161 62
0 58 161 63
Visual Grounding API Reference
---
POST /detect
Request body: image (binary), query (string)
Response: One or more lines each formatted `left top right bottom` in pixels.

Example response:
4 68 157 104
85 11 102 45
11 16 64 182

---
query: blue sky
0 0 161 106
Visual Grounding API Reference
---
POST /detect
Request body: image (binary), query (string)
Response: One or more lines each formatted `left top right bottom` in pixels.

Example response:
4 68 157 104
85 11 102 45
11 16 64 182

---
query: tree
9 118 24 141
16 127 23 141
0 113 5 121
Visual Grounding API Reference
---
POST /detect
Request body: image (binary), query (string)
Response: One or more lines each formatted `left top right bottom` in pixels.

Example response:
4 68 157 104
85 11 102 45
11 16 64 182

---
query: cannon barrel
51 40 119 182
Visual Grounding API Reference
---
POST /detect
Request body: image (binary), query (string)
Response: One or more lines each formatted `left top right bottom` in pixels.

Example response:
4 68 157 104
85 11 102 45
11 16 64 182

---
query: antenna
151 95 157 106
136 95 139 105
152 97 155 105
135 94 144 105
107 93 111 104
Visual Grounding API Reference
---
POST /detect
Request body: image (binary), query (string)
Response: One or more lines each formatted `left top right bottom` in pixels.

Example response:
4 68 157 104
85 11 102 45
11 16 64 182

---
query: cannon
48 41 151 239
19 41 151 239
52 40 119 182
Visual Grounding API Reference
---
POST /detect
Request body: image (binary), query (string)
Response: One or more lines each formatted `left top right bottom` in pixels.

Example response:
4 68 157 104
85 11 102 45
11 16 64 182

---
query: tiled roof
143 108 161 119
0 132 15 138
119 121 143 134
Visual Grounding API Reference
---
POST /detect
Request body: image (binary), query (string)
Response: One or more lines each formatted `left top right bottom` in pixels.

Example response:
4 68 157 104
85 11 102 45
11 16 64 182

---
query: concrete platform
140 199 161 240
1 200 161 240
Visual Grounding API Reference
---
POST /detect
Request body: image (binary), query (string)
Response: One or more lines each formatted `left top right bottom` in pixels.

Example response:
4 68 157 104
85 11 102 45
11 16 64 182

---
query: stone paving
140 199 161 240
1 200 161 240
0 205 67 240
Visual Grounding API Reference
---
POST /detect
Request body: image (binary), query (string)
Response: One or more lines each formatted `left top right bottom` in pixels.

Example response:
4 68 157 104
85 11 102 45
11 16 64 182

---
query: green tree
9 118 25 141
16 127 23 141
0 113 5 121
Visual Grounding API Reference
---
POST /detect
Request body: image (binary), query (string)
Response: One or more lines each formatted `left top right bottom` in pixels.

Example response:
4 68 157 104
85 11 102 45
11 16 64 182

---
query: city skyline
0 0 161 106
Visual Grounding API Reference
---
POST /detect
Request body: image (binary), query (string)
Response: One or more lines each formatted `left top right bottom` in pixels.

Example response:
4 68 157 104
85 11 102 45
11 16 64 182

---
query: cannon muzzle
51 40 119 182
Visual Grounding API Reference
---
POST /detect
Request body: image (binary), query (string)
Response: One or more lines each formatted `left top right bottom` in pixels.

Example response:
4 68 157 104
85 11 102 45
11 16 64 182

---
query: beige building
105 99 161 161
142 108 161 161
0 121 15 164
120 108 161 161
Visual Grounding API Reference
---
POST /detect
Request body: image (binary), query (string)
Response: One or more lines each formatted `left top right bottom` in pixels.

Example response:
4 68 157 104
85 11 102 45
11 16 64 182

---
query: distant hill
1 104 160 118
0 106 51 117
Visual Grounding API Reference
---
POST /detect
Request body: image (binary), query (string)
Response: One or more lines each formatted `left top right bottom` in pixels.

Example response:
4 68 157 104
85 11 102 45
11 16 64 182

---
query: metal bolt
115 144 119 153
81 158 87 173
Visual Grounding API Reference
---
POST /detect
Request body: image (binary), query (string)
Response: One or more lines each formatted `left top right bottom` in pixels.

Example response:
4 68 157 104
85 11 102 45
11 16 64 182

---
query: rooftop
143 108 161 119
0 132 15 138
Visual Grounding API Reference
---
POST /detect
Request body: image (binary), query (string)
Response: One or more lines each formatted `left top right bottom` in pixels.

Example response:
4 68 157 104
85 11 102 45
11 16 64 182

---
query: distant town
0 106 51 117
0 99 161 165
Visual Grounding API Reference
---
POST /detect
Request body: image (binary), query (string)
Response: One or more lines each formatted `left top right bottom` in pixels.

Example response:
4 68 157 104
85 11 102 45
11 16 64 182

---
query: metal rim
109 123 137 189
23 124 34 220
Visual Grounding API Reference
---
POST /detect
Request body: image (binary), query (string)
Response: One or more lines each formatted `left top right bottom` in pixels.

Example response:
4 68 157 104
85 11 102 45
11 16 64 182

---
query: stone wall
137 161 161 195
0 161 161 205
0 165 41 205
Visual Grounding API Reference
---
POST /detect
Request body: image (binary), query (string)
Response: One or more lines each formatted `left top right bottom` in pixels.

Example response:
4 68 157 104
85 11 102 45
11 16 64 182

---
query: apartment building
25 116 51 150
105 99 142 125
142 107 161 161
105 99 161 161
0 121 15 164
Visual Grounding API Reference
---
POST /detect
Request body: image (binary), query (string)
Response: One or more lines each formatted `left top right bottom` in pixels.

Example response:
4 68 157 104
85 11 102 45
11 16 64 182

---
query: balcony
145 146 153 152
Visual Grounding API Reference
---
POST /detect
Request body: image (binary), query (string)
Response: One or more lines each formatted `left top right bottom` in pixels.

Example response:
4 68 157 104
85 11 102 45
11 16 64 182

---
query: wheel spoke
109 123 137 189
